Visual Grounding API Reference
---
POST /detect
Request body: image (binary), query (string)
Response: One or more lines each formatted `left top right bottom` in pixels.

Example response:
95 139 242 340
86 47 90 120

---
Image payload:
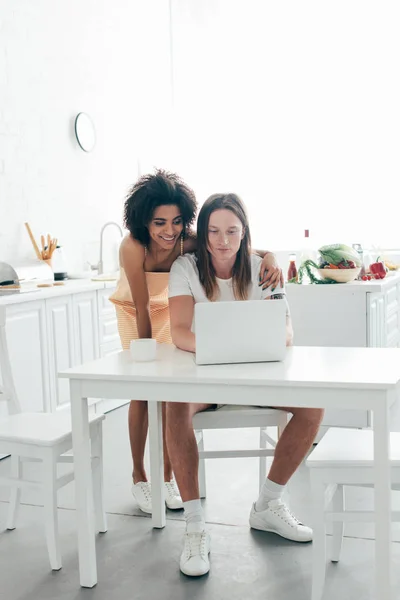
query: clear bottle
352 243 366 280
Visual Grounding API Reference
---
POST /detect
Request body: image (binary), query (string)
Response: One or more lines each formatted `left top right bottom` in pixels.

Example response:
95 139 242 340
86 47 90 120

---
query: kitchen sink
91 272 119 282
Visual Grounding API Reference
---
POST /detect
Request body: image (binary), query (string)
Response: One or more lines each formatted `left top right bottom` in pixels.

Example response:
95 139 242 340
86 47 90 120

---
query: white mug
130 338 157 362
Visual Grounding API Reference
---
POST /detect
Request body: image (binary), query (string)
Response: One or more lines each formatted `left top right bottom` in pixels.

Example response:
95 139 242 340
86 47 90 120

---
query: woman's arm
169 296 196 353
255 250 284 289
120 236 152 339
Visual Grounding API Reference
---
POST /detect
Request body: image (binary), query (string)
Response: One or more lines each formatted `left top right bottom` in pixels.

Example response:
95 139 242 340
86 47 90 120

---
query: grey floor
0 405 399 600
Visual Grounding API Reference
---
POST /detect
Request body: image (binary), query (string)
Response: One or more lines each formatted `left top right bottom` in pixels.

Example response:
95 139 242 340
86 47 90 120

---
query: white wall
170 0 400 253
0 0 172 274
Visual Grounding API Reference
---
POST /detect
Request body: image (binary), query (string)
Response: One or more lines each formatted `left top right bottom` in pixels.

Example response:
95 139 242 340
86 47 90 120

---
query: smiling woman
109 169 198 514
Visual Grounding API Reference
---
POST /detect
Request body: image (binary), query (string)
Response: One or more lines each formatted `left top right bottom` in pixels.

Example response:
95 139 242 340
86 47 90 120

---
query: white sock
255 478 285 512
183 499 205 532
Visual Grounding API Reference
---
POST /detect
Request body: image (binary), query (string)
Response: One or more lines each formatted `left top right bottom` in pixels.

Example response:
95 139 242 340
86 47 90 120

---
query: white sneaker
164 480 183 510
180 523 211 577
249 499 313 542
131 481 152 514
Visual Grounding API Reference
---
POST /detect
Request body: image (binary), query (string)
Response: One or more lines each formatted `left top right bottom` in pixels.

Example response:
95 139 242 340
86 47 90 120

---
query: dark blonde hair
196 193 252 301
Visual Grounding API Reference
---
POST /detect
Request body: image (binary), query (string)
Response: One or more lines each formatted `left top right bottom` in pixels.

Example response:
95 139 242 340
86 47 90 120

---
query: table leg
373 402 392 600
148 401 166 528
70 380 97 587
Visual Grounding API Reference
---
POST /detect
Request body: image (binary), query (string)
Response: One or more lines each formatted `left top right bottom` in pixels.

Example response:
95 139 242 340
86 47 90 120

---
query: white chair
0 305 106 571
306 428 400 600
193 405 288 498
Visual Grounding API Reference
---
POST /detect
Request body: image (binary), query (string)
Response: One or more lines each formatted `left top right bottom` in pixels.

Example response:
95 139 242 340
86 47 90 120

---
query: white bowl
317 267 361 283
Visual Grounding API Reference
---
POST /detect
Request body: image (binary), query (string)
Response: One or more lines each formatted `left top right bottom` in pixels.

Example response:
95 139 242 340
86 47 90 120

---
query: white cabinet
2 287 105 415
97 288 120 346
5 301 51 413
367 293 386 348
96 288 124 413
72 292 100 365
286 274 400 429
45 296 75 411
366 284 400 348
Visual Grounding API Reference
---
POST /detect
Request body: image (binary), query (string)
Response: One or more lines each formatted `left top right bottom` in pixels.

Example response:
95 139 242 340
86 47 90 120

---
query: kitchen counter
286 271 400 294
0 278 118 306
0 276 121 416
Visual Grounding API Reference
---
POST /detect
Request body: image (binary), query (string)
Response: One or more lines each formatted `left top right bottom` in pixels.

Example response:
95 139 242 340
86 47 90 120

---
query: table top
59 344 400 391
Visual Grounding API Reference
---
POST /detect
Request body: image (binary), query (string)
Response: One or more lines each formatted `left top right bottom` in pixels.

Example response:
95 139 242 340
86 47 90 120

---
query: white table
60 344 400 598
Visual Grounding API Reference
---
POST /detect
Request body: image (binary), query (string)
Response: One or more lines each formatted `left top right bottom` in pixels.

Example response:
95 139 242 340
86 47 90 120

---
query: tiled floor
1 404 399 600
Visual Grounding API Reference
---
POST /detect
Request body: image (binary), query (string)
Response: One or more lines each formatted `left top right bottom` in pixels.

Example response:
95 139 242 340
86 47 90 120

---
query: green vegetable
293 243 361 285
318 244 361 267
297 260 337 284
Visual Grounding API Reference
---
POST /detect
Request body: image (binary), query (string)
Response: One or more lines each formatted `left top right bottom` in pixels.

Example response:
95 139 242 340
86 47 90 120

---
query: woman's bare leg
129 400 173 483
129 400 149 483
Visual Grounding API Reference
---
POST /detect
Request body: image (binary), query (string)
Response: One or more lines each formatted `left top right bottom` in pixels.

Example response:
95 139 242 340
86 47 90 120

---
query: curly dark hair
123 169 198 246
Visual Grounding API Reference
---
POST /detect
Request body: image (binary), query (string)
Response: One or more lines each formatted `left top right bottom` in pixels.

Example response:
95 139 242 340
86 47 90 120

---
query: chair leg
197 432 207 499
43 451 62 571
310 479 327 600
331 484 345 563
6 455 22 530
259 428 267 493
91 422 107 534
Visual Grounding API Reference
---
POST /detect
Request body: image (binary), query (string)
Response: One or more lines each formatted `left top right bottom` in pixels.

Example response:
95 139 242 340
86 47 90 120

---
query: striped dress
109 246 182 349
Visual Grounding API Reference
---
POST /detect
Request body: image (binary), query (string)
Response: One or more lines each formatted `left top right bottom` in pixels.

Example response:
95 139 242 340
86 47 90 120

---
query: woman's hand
259 252 284 290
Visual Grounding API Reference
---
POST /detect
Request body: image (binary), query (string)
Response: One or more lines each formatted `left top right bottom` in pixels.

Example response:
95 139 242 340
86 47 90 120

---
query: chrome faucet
97 221 123 275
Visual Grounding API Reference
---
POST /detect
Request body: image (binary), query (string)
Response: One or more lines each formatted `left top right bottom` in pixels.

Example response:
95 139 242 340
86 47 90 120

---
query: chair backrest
0 306 21 414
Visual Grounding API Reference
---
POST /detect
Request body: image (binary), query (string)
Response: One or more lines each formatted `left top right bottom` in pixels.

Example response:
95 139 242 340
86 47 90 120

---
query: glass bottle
287 253 298 282
352 243 366 280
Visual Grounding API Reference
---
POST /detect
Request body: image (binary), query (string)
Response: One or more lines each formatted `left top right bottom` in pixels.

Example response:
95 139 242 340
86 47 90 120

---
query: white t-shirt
169 253 289 308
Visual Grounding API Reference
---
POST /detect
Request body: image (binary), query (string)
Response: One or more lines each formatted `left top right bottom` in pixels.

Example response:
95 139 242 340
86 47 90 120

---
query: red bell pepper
369 261 386 279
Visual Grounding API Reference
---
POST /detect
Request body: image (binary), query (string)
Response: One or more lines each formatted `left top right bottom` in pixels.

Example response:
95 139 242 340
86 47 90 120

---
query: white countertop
60 343 400 391
2 269 398 306
0 278 118 306
286 271 400 294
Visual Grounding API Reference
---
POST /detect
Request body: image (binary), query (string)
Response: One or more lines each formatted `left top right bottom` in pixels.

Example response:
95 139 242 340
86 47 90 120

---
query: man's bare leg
166 401 212 577
251 407 324 542
166 402 211 500
268 407 325 485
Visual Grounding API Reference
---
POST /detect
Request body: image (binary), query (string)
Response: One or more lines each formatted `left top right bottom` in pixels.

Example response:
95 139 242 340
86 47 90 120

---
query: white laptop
194 300 287 365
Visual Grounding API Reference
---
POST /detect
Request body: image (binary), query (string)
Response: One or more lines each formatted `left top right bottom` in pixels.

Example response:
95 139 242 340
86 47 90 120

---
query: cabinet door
45 296 75 411
367 293 386 347
385 282 400 347
5 301 50 412
73 292 99 365
97 287 119 345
